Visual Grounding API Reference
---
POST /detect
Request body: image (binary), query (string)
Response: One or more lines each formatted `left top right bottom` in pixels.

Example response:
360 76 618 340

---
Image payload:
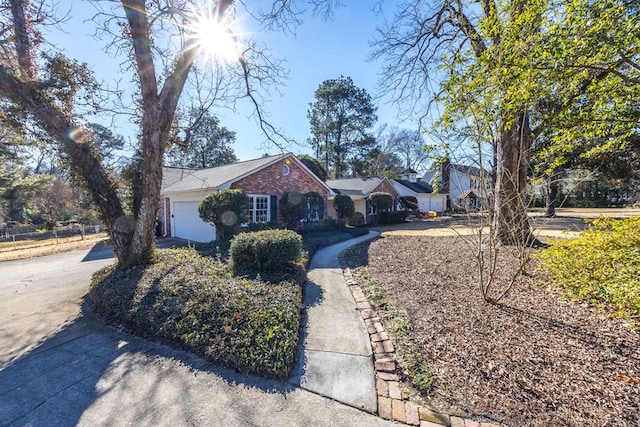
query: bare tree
379 125 430 172
0 0 337 264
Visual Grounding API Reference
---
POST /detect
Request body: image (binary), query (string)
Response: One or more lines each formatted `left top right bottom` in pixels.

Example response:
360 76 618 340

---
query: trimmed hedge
301 218 340 234
230 229 302 272
334 193 355 224
379 211 410 225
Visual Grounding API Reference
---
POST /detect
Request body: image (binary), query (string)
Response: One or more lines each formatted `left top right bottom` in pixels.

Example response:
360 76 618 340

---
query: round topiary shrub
333 193 355 225
230 229 302 273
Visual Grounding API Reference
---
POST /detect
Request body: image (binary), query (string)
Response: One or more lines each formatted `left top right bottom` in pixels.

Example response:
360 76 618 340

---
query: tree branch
121 0 158 105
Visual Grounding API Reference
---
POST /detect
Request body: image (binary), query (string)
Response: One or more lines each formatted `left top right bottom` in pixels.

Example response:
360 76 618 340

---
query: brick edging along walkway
339 257 504 427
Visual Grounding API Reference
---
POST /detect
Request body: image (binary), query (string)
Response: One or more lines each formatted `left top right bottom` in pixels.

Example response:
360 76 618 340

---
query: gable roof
451 163 487 177
401 168 419 175
426 162 490 179
393 179 433 195
326 177 398 199
161 153 333 195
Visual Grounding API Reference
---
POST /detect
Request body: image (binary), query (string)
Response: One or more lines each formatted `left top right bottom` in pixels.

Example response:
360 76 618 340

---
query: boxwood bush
230 229 302 273
539 216 640 321
379 211 410 225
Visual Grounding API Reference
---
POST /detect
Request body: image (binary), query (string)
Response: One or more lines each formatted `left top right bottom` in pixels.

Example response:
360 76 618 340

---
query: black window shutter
270 195 278 223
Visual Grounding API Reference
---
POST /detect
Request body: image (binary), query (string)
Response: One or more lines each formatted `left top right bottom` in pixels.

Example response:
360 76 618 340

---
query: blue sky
46 1 416 162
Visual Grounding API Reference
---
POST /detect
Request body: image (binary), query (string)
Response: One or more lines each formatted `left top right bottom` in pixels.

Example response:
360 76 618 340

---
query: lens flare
185 1 242 64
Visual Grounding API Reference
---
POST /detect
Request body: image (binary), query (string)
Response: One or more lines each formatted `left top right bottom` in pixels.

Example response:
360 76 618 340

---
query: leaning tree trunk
493 111 534 246
0 67 137 263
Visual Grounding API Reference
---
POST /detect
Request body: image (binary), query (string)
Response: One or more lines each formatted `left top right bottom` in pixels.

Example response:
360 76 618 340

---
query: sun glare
188 2 241 64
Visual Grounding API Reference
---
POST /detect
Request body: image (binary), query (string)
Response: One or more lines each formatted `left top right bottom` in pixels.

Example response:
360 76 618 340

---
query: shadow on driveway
0 301 297 426
81 237 190 263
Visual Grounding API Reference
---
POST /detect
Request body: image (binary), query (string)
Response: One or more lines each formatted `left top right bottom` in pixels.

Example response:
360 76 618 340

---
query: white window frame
247 194 270 223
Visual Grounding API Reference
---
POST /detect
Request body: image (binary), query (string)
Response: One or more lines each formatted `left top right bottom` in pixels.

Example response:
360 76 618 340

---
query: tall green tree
531 0 640 214
350 146 403 178
373 0 640 245
165 108 237 169
307 76 378 178
297 154 328 181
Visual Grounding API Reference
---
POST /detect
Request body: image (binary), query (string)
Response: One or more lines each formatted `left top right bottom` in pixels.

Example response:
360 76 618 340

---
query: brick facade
366 179 400 224
230 158 329 223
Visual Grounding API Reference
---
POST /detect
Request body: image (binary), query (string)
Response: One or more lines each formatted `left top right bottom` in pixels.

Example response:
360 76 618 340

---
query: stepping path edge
339 253 507 427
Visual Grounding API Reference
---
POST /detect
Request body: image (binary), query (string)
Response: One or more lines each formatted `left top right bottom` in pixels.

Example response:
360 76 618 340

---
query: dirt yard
348 208 640 426
0 233 110 262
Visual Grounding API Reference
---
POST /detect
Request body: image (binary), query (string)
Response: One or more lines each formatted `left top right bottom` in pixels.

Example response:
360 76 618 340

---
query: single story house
326 176 400 225
159 153 333 242
392 168 448 214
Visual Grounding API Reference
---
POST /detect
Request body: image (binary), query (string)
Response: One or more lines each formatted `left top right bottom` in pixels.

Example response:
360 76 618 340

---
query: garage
415 194 447 213
172 201 216 243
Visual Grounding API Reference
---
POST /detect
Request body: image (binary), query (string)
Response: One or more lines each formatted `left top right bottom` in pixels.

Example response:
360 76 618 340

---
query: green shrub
379 211 409 225
244 221 280 232
230 229 302 272
333 193 355 224
89 249 301 379
280 191 307 230
369 192 394 212
199 190 248 241
538 216 640 321
351 212 365 226
302 218 340 234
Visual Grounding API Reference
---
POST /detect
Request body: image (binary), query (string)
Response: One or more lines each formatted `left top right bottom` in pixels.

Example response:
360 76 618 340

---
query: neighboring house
159 153 333 242
424 159 492 211
392 168 448 214
326 176 400 224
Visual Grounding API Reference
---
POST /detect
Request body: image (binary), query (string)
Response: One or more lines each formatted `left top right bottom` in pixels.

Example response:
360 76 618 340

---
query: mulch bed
345 234 640 427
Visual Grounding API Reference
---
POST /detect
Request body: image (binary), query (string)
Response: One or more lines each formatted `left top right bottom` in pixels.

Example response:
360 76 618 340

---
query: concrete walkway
0 233 393 426
290 231 380 413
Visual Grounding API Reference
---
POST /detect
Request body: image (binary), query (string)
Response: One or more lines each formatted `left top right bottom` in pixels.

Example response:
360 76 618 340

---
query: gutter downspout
163 197 168 237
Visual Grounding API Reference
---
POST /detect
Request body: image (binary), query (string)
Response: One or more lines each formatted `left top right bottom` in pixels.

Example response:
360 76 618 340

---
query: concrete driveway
0 243 395 427
0 244 114 367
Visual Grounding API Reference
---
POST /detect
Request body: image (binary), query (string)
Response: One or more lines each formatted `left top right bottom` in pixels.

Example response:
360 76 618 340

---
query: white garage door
428 196 446 212
418 195 446 213
173 201 216 243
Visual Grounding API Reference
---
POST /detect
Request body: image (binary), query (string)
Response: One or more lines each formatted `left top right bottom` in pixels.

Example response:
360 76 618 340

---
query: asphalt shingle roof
394 179 433 194
326 177 385 198
161 154 283 194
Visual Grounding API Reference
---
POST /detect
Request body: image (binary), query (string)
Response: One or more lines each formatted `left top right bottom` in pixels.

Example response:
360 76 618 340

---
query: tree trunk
545 179 558 218
126 104 173 264
493 111 534 245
